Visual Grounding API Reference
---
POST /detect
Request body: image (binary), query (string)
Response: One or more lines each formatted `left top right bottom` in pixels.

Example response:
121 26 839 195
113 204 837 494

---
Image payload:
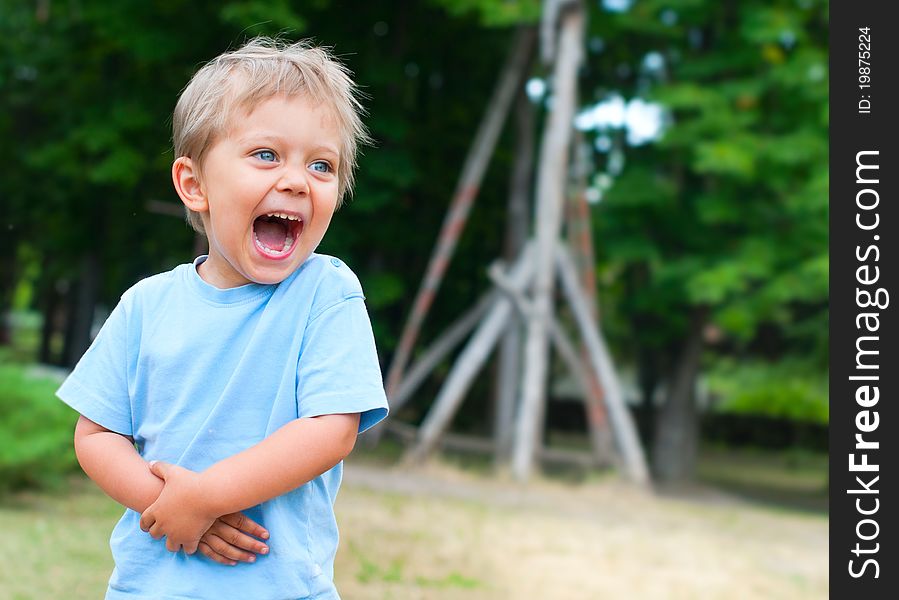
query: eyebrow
237 135 340 157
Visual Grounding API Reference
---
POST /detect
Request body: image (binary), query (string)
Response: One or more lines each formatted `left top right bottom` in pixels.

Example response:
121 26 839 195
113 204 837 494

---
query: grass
2 460 828 600
697 445 828 513
0 479 121 600
2 311 45 363
1 477 495 600
0 347 828 597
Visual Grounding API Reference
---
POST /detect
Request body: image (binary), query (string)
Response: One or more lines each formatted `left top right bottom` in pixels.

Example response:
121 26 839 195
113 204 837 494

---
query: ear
172 157 208 214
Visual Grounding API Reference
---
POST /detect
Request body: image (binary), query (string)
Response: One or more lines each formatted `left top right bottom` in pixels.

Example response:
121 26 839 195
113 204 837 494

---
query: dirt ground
334 462 828 599
1 460 827 599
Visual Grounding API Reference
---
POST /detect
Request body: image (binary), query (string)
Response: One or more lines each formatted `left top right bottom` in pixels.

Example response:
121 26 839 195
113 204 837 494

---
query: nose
276 164 309 195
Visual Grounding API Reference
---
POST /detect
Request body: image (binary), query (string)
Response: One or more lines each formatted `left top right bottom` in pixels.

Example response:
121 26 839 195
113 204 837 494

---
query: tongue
255 219 288 251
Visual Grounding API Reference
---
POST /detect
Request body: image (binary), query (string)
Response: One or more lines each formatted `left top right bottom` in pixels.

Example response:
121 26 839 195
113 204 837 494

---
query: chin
249 253 309 285
250 269 294 285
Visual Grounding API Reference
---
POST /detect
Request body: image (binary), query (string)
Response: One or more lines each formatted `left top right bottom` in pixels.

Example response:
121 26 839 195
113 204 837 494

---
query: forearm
74 415 163 512
201 413 359 515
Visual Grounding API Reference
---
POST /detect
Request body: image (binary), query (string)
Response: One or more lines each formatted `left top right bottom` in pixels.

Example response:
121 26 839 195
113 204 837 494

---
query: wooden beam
555 244 650 485
387 421 606 469
513 4 584 482
488 262 615 467
365 292 494 445
493 86 538 465
564 131 615 465
380 290 495 425
493 317 523 464
385 26 537 400
405 244 535 464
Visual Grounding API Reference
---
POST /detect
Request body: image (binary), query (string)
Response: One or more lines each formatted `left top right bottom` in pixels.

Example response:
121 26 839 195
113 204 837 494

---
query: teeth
265 212 301 221
254 230 296 255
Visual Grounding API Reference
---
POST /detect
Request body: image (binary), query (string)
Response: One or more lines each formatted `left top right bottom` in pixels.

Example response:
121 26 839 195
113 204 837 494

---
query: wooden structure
379 0 649 485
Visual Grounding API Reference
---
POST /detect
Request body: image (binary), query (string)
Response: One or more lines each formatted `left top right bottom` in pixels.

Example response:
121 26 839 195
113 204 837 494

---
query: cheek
313 208 336 232
309 195 335 219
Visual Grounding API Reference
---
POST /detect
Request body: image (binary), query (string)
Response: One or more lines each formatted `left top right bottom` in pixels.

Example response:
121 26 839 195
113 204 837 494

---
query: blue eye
310 161 332 173
254 150 277 162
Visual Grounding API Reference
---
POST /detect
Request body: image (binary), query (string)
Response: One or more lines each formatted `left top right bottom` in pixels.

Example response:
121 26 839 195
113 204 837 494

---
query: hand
139 461 216 554
199 512 271 566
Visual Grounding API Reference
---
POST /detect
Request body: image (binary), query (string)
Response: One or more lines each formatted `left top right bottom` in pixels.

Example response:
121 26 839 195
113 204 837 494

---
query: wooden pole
488 261 611 467
547 315 613 466
493 317 523 465
405 244 535 464
539 0 565 65
555 244 650 485
385 26 537 400
493 86 537 465
387 421 607 469
374 290 495 430
512 3 584 481
566 132 600 321
565 132 614 462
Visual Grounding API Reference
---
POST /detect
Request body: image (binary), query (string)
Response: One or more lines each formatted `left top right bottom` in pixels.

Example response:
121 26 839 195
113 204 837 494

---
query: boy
57 37 388 599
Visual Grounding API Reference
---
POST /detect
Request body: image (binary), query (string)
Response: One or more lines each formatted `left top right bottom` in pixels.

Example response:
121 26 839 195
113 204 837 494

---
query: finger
184 540 199 555
220 512 270 540
202 533 257 563
148 460 169 480
212 524 269 555
148 523 165 541
210 521 269 554
198 541 238 567
139 511 155 533
166 538 181 553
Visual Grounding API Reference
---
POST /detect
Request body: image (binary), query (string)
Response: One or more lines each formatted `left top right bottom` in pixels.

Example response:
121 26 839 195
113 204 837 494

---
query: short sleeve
56 295 133 435
296 296 389 433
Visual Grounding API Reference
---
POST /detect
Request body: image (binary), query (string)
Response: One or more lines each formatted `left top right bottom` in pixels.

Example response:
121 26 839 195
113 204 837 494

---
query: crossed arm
74 412 360 559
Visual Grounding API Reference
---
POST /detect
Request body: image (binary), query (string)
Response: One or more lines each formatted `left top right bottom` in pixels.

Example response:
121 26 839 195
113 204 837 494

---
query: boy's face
179 94 341 288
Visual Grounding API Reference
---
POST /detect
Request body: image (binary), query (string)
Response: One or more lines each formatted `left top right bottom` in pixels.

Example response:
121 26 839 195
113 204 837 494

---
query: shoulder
118 263 188 312
292 253 364 298
283 254 366 318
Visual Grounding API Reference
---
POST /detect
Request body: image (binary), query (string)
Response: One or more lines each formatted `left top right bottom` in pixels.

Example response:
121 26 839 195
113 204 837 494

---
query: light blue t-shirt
57 254 389 600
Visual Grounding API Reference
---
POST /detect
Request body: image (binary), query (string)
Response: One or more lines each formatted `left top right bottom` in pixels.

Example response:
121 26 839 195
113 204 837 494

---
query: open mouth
253 212 303 258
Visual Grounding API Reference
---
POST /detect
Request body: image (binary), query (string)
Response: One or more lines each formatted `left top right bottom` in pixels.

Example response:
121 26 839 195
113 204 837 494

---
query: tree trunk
0 237 17 346
637 347 659 444
39 281 61 364
63 253 101 368
651 307 708 484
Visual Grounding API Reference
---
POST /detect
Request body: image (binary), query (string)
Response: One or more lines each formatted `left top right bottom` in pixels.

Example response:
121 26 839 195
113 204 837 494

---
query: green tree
1 0 311 363
0 1 516 367
0 0 829 487
584 0 828 482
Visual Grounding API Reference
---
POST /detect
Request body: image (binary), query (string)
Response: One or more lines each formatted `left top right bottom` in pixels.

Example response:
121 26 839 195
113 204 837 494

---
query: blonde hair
173 37 371 234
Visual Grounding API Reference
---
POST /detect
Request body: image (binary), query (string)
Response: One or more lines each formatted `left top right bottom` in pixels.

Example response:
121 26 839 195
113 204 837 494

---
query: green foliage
0 0 829 440
0 365 79 493
363 272 406 310
219 0 307 35
707 359 828 425
589 0 828 397
1 0 515 344
693 138 758 179
429 0 541 27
